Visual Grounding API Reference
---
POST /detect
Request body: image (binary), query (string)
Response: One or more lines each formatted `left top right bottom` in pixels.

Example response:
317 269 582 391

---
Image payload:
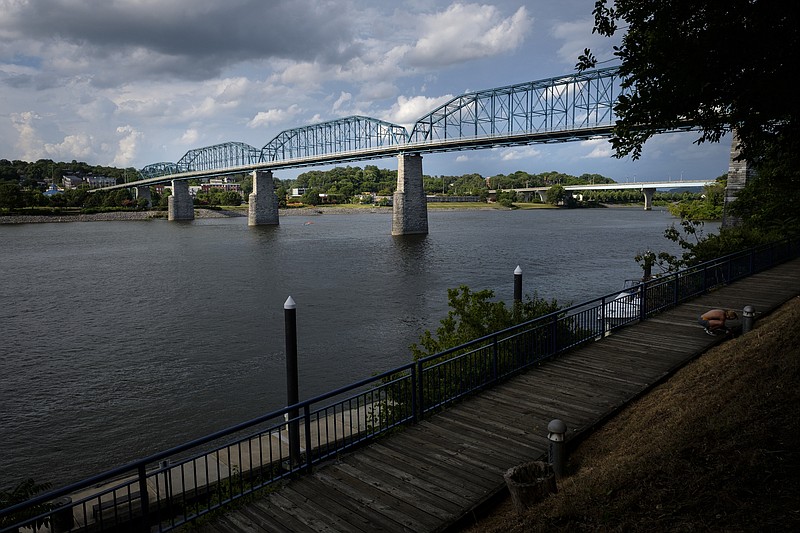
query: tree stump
503 461 557 513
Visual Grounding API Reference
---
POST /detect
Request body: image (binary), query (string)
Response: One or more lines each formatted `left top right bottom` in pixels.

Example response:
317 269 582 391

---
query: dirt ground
461 296 800 532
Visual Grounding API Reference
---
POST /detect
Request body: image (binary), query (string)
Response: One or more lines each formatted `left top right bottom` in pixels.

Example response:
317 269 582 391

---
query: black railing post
599 295 606 336
726 256 732 283
639 282 647 322
492 335 499 383
702 264 708 293
673 272 679 306
411 363 418 423
304 404 313 472
137 464 150 533
415 360 424 420
284 296 301 466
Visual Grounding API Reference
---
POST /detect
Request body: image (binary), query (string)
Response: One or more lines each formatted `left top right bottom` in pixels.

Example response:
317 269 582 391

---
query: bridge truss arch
176 142 262 173
140 162 182 179
261 115 408 162
408 67 623 146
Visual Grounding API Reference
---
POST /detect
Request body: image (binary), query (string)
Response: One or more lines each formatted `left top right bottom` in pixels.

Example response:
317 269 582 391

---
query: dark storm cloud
1 0 359 79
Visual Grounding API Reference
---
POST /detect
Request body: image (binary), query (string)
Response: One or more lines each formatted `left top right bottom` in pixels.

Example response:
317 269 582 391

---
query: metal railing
2 237 798 533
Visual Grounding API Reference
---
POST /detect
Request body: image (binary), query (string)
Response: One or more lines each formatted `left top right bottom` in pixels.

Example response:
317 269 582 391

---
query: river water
0 207 713 488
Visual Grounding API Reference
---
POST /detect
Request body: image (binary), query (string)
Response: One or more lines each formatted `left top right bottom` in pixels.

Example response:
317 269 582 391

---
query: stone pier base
168 180 194 221
248 170 279 226
135 186 151 208
722 133 755 228
392 153 428 235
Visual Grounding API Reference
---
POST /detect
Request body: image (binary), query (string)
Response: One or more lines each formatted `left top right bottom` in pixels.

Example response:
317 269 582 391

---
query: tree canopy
581 0 799 165
581 0 800 257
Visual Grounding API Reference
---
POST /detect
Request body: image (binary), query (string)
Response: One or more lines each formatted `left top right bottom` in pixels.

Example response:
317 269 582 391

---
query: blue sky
0 0 731 182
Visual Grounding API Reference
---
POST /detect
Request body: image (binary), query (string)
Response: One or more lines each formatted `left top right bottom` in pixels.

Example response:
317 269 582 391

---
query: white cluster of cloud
0 0 730 180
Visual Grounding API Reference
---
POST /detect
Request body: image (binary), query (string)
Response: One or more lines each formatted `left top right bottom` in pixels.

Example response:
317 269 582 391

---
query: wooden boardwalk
198 258 800 533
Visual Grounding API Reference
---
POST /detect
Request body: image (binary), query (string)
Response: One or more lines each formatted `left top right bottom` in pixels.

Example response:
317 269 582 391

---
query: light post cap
514 265 522 275
548 419 567 434
284 296 296 310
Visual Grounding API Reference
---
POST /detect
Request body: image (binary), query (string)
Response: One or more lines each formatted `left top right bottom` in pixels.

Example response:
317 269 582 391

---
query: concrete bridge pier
641 187 655 210
392 153 428 236
723 133 755 227
135 186 151 208
168 180 194 221
249 170 279 226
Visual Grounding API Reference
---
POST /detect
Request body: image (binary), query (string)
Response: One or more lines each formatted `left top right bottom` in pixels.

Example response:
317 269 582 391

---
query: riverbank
1 203 512 224
0 207 342 224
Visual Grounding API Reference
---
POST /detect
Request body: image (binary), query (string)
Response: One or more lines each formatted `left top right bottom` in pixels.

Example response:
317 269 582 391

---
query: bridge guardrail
2 236 798 533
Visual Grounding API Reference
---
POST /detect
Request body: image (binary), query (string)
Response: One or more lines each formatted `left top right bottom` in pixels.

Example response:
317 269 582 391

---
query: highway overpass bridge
489 179 717 209
101 66 723 234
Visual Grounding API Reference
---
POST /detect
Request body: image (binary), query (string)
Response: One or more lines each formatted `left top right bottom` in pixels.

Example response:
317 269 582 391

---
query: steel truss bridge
113 66 680 188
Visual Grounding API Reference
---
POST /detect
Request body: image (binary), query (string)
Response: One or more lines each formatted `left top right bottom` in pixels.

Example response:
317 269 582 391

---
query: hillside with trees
1 156 717 214
0 158 649 212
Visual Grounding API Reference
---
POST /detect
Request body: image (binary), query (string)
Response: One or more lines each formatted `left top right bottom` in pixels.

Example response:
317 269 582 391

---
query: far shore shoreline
0 202 652 225
0 206 391 224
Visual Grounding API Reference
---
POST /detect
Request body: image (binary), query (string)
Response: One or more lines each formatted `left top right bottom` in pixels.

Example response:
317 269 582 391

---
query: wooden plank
414 416 524 461
436 408 544 455
266 491 342 532
331 460 456 521
288 475 400 532
216 512 265 533
247 498 314 532
278 484 371 533
364 441 496 497
412 421 525 470
197 516 248 533
446 402 558 445
529 363 649 394
381 431 504 485
493 381 616 420
356 445 474 504
343 452 465 513
315 466 435 531
218 505 284 533
521 379 632 412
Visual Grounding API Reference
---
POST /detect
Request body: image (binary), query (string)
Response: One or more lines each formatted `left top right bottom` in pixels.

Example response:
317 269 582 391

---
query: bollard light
547 419 567 478
742 305 756 334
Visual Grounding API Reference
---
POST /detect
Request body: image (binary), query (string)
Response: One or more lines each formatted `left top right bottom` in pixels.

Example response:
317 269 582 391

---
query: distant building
62 174 116 189
202 178 241 193
62 175 84 189
85 176 117 188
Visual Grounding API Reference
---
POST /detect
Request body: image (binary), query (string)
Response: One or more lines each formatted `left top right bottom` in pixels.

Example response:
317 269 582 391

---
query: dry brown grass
463 296 800 532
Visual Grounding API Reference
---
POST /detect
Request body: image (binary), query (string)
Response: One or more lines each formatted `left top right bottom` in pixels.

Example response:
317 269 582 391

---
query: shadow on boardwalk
198 258 800 533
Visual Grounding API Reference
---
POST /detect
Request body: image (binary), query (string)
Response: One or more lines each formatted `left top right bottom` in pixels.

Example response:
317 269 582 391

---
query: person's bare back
699 309 738 335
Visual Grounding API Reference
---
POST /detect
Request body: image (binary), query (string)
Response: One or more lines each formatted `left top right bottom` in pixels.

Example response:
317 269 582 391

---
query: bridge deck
197 258 800 533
